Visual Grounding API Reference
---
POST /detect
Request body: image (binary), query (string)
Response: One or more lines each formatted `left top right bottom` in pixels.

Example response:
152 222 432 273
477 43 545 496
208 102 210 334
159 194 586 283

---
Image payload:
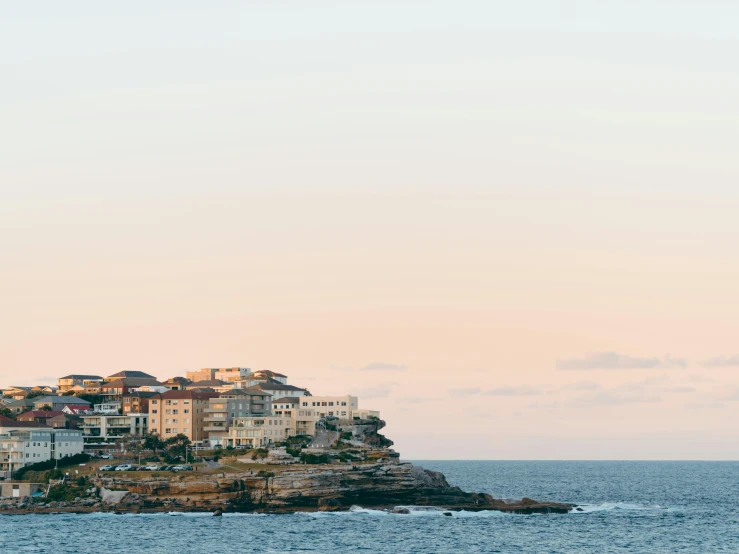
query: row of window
302 401 348 407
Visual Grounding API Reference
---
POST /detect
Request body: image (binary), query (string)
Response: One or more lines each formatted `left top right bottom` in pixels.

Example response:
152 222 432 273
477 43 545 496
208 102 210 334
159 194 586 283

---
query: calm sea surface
1 461 737 553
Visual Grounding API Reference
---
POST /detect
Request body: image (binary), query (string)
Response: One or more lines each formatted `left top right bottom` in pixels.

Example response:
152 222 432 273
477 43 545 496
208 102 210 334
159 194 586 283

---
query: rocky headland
1 419 573 516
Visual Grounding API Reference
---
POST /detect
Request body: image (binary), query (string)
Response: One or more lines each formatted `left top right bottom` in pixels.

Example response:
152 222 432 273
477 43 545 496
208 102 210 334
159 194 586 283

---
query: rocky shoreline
0 462 574 516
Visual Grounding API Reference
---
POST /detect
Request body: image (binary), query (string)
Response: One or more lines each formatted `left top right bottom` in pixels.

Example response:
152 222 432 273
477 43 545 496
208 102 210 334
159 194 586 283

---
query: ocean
1 461 736 553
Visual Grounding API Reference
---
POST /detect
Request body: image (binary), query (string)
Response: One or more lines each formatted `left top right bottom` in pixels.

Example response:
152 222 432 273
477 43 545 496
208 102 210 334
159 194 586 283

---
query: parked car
114 464 135 471
172 465 194 472
100 465 115 471
143 465 161 471
99 454 113 459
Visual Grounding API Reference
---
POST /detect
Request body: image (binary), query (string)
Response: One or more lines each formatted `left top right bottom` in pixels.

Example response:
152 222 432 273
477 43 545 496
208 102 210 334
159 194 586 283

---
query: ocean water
0 461 737 553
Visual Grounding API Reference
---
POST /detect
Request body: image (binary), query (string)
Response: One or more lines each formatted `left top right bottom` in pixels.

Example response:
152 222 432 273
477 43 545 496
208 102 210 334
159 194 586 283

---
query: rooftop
106 370 157 380
59 374 103 380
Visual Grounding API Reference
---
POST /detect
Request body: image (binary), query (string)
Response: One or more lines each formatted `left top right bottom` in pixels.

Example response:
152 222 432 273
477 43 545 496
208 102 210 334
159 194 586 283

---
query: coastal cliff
0 461 572 515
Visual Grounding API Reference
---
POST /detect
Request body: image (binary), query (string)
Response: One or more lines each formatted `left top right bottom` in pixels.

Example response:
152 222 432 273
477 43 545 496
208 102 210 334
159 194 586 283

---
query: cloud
562 381 602 391
585 392 663 406
358 362 408 372
355 383 398 399
557 352 686 371
449 387 481 397
702 355 739 368
485 386 542 396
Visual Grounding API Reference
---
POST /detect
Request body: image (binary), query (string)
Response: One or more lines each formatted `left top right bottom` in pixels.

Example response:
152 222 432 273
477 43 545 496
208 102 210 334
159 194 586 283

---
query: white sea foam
571 502 668 514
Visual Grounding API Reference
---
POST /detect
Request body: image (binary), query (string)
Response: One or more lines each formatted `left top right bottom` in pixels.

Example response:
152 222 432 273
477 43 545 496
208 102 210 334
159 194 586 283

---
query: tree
165 434 191 461
143 433 165 454
0 408 15 420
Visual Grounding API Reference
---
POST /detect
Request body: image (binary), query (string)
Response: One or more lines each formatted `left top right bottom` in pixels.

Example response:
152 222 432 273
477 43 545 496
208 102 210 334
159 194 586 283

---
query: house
204 390 272 447
62 405 93 417
236 381 311 398
122 391 158 415
148 390 219 445
161 377 192 390
0 429 84 479
0 419 51 434
103 370 157 383
3 398 35 415
58 375 103 392
30 385 58 395
100 378 164 400
47 413 82 430
17 410 65 425
92 402 120 414
185 379 233 393
32 396 91 412
1 387 33 400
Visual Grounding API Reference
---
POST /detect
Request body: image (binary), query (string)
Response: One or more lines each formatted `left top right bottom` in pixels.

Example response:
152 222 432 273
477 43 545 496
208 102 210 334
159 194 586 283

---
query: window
341 402 347 406
165 409 171 415
303 402 307 407
183 400 190 405
329 402 334 406
152 409 158 414
173 410 178 415
165 428 172 434
184 409 189 414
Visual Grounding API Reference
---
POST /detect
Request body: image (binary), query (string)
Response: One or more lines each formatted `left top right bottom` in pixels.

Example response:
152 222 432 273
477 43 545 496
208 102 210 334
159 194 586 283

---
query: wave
571 502 669 514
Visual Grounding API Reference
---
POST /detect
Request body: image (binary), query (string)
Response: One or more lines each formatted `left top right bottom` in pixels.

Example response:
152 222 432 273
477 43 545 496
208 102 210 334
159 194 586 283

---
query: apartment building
204 390 272 447
149 390 219 444
300 395 358 418
0 429 84 479
272 397 318 437
122 391 158 415
80 413 149 441
235 382 311 398
221 401 318 448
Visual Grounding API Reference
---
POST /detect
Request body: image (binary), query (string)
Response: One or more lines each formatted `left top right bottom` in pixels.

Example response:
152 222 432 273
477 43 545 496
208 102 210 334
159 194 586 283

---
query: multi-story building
58 375 103 392
148 390 219 444
299 395 359 418
93 402 121 415
204 390 272 447
122 391 158 415
161 377 192 390
0 429 84 479
221 399 318 449
80 413 149 442
272 397 318 437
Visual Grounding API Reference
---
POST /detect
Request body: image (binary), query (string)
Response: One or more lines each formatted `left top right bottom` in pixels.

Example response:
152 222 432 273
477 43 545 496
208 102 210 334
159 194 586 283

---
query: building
17 411 65 425
186 379 233 393
47 413 82 430
185 368 252 383
32 396 91 412
0 419 50 434
148 390 219 444
80 413 149 442
58 375 103 392
204 390 272 447
122 391 158 415
272 397 318 437
1 387 32 400
100 378 164 401
161 377 192 390
2 398 35 415
237 370 288 387
235 381 311 398
92 402 121 414
0 482 44 499
299 395 359 418
0 429 84 479
103 370 158 383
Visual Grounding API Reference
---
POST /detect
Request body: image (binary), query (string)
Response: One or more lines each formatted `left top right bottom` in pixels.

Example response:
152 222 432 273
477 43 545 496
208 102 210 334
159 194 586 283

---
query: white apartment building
300 395 358 418
0 429 84 479
81 413 149 442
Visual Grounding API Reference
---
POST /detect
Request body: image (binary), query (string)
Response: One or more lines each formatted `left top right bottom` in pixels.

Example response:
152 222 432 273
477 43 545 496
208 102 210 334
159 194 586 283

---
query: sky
1 1 738 459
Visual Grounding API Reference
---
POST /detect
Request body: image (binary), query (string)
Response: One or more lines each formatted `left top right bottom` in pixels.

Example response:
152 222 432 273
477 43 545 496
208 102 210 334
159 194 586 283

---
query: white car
144 465 161 471
100 465 115 471
114 464 134 471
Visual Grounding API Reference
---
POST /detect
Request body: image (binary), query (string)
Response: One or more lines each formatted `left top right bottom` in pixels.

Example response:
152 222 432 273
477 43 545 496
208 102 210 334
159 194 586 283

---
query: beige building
221 401 318 449
149 390 219 444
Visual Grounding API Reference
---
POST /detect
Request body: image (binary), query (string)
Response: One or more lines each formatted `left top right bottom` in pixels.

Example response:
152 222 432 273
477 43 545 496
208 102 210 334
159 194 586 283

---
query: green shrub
15 453 90 481
300 452 329 464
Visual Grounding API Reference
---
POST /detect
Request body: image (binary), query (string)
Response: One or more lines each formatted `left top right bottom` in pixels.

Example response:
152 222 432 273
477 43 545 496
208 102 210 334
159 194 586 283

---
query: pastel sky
2 1 738 459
